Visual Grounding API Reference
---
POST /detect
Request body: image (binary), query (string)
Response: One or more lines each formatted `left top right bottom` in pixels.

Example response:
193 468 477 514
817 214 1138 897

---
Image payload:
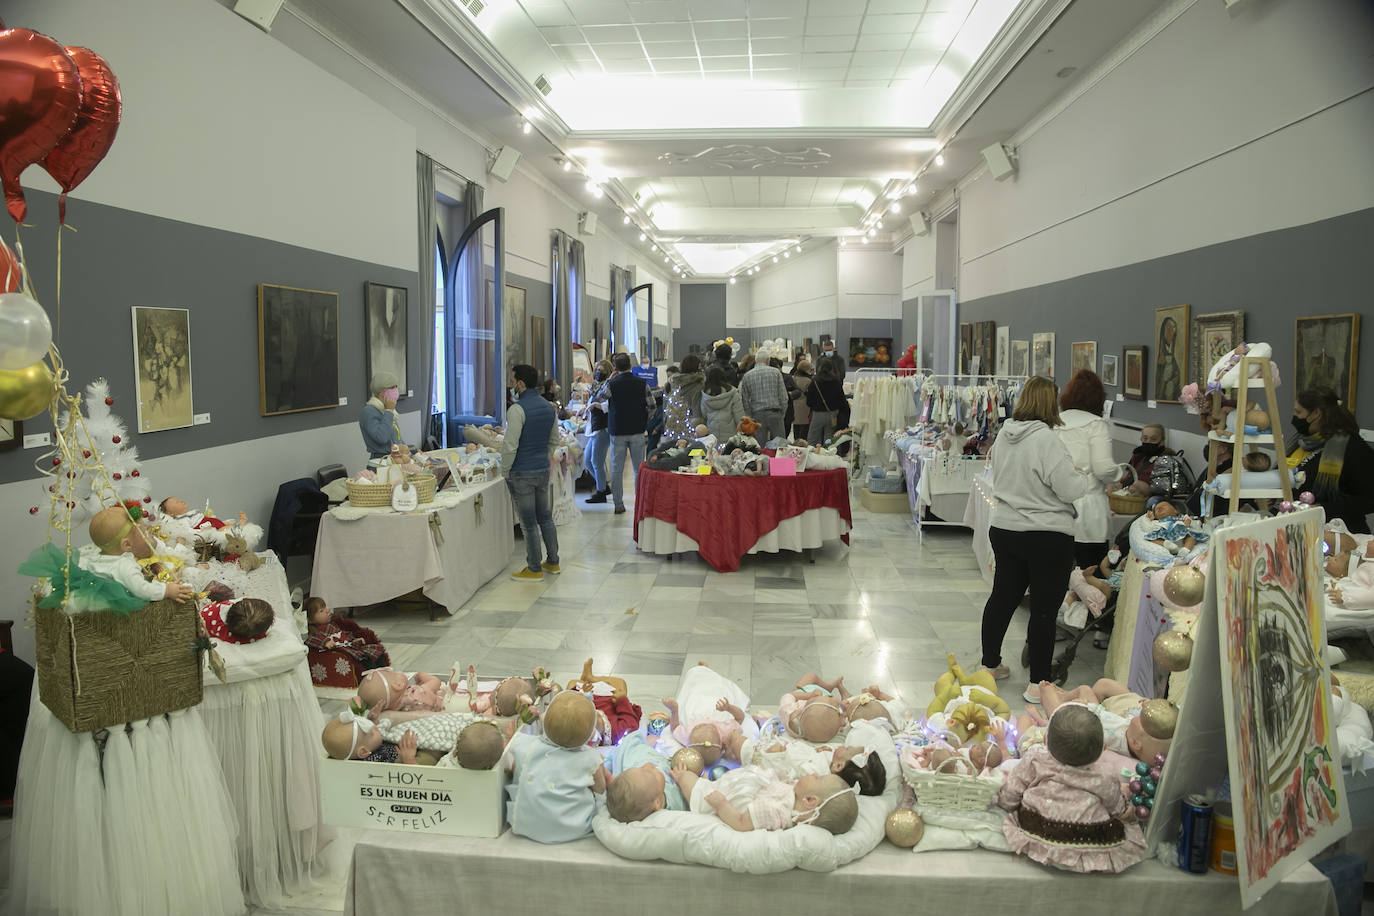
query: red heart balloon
0 236 19 292
0 28 82 223
40 47 121 224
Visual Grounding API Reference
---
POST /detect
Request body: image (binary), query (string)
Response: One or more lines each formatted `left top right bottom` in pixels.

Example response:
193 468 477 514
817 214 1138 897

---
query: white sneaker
1023 682 1042 704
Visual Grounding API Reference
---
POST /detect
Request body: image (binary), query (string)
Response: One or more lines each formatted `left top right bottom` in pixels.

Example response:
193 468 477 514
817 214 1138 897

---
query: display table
633 466 852 572
343 829 1336 916
311 476 514 614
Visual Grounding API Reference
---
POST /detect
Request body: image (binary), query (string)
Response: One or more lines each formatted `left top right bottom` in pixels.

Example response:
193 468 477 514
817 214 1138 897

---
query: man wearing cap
360 371 402 467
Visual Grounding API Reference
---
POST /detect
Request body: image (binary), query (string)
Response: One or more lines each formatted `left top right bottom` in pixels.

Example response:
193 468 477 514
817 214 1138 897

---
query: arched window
432 234 446 415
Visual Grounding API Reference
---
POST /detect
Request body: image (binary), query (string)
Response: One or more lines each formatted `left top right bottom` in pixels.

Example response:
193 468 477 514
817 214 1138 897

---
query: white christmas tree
45 378 151 523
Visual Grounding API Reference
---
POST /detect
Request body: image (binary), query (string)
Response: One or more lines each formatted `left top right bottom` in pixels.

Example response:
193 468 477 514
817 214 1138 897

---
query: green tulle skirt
17 543 149 615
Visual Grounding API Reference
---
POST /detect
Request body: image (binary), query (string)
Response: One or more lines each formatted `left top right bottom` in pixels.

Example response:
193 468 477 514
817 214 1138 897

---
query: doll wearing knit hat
500 691 607 843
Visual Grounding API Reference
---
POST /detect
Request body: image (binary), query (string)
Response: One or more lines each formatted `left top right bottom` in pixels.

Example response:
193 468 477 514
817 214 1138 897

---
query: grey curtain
551 230 580 397
609 265 631 357
455 181 492 418
415 152 438 445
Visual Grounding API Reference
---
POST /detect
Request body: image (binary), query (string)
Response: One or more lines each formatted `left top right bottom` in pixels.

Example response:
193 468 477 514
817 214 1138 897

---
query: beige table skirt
1105 555 1148 683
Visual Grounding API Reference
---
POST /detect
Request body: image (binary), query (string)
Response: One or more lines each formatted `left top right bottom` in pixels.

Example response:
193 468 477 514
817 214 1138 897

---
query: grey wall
956 208 1374 435
1 190 416 486
674 283 727 357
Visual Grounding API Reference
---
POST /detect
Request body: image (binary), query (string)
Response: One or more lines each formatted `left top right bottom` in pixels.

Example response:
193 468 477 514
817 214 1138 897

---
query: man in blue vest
501 364 561 581
597 353 656 515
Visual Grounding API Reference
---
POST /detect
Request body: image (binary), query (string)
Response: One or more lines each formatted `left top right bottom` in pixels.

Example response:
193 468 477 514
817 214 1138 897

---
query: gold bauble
670 747 705 775
1140 699 1179 740
885 807 925 848
1163 565 1206 608
0 359 55 420
1153 631 1195 673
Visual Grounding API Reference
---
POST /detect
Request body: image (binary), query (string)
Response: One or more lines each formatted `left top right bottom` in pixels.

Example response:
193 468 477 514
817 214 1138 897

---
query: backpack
1150 453 1195 498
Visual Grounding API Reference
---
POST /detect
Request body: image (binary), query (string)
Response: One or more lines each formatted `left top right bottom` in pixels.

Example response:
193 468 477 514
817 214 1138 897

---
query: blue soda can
1177 795 1213 873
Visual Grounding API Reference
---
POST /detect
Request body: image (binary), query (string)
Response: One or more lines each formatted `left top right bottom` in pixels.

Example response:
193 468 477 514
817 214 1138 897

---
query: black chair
267 477 331 564
316 464 348 505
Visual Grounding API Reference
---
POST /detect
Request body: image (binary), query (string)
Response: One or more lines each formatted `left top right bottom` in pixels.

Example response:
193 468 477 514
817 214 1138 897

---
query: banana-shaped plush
966 687 1010 719
925 680 962 718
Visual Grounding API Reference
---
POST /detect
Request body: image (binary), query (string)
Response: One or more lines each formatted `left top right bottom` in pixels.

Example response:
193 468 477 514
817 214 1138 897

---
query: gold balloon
1153 631 1195 673
1163 565 1206 608
1140 699 1179 740
0 359 54 420
670 747 705 775
885 807 925 848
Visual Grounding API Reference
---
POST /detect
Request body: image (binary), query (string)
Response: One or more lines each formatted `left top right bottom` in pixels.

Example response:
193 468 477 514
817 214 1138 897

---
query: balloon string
55 221 61 341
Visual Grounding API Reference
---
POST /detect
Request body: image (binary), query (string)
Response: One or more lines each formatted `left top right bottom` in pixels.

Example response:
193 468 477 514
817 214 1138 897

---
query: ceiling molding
567 126 941 142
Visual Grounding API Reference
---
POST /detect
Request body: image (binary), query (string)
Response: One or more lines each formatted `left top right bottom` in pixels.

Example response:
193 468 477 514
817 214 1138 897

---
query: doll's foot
581 658 596 684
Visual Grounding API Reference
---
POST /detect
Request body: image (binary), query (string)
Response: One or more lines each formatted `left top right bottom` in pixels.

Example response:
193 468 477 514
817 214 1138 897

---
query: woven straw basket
1109 465 1146 515
901 756 1002 811
346 472 437 508
35 598 204 733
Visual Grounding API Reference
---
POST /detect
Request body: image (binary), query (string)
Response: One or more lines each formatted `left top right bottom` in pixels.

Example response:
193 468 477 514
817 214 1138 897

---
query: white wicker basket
900 752 1002 811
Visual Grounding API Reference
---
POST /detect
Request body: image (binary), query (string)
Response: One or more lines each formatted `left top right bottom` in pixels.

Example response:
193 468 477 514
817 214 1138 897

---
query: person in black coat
710 343 739 388
1290 388 1374 534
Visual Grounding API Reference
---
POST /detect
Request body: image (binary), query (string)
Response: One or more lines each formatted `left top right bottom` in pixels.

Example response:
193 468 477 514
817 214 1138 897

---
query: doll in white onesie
79 507 194 604
661 662 761 765
671 765 859 835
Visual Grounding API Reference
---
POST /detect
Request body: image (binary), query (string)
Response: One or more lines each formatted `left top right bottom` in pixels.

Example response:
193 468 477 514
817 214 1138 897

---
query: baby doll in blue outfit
502 691 606 843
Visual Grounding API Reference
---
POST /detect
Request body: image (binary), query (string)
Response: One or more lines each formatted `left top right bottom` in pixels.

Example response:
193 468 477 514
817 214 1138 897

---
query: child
604 729 690 823
662 662 759 764
358 667 445 713
304 597 389 669
671 765 859 835
200 597 273 644
322 709 430 765
79 506 195 604
1018 679 1172 765
501 691 607 843
998 704 1145 873
778 673 849 744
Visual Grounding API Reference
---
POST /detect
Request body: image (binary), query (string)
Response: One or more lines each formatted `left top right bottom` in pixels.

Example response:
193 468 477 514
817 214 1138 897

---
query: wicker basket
346 472 437 508
866 466 906 494
901 759 1002 811
193 536 222 563
1109 465 1146 515
34 598 204 733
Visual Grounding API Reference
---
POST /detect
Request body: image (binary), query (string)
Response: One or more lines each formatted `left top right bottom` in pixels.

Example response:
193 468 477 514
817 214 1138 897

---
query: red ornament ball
82 449 91 458
111 435 121 444
131 470 139 478
112 472 121 480
142 496 151 503
67 501 75 508
104 397 113 406
28 507 38 515
47 485 55 493
51 457 60 466
66 471 73 479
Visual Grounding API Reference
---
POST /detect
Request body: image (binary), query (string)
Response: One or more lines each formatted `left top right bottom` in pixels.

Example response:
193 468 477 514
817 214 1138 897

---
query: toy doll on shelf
304 596 389 671
77 506 195 604
997 704 1146 873
671 764 860 835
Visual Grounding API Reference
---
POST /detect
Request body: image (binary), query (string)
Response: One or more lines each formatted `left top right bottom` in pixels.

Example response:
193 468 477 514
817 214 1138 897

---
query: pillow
1207 343 1273 389
592 724 899 873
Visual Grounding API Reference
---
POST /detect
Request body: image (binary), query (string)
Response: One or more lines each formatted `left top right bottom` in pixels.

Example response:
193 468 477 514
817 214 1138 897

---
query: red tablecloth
632 466 852 571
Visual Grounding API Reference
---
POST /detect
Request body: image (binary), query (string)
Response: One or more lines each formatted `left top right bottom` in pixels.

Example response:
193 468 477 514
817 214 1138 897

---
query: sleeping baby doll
322 707 432 765
605 729 691 823
358 667 445 714
671 765 860 836
777 673 850 744
1140 499 1208 555
661 662 760 764
200 597 274 644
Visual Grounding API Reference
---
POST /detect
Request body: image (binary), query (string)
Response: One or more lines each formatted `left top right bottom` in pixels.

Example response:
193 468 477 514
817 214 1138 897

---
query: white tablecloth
343 828 1336 916
636 507 849 558
964 475 996 585
310 476 514 613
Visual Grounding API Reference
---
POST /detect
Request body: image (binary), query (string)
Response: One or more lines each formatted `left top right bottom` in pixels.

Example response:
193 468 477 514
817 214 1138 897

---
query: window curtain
453 181 492 418
551 230 581 397
415 152 438 445
609 265 631 357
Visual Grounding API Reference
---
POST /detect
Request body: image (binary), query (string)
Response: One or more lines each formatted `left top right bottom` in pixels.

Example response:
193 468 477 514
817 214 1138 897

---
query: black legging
980 527 1075 683
1074 540 1109 572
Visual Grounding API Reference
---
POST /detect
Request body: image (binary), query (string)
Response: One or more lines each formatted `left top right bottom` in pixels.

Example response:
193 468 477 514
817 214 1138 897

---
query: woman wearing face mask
1290 388 1374 534
360 371 402 468
1118 424 1172 497
583 360 613 504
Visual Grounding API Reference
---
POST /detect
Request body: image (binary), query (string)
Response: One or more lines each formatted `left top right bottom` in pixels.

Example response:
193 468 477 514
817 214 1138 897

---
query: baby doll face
162 497 188 516
1124 716 1170 764
358 669 409 710
1149 502 1179 521
1327 552 1352 578
308 603 333 627
465 443 479 453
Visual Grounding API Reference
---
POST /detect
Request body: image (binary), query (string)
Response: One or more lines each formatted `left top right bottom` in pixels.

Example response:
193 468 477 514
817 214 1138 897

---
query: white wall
958 0 1374 302
13 0 417 271
726 279 752 327
837 249 902 318
901 232 938 299
748 245 840 326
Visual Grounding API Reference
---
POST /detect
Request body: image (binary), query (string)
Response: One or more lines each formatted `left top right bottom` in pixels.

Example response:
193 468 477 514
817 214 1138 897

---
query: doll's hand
670 766 700 800
705 791 727 810
1329 589 1345 606
166 581 194 602
398 730 419 765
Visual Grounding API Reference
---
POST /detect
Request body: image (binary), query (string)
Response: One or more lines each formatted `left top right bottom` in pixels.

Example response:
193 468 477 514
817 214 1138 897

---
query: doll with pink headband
357 668 445 714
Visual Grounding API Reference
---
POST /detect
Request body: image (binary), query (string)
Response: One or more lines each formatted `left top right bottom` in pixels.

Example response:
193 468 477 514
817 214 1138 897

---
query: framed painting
1153 303 1190 402
995 326 1010 376
529 315 547 378
0 418 19 453
1031 332 1055 379
1192 310 1244 386
848 337 893 367
258 285 338 416
959 323 972 374
972 321 995 376
1010 340 1029 377
1070 341 1097 375
1101 354 1119 387
365 282 407 399
1295 314 1360 409
503 284 526 374
131 306 194 431
1123 345 1148 400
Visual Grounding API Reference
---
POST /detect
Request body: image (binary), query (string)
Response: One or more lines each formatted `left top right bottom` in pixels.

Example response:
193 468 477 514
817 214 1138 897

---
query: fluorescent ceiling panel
675 241 795 276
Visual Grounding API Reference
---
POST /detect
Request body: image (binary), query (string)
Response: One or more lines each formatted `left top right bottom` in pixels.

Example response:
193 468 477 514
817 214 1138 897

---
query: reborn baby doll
358 667 445 714
443 720 509 770
672 766 860 835
662 662 760 764
200 597 273 644
80 506 195 604
605 731 691 822
322 708 427 764
304 597 389 669
1017 679 1173 765
501 691 607 843
843 684 907 732
998 704 1146 873
1141 499 1208 555
778 673 851 744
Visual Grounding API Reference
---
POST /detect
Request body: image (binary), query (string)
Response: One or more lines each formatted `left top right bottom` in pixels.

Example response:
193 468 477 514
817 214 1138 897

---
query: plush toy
222 528 263 572
926 654 1009 718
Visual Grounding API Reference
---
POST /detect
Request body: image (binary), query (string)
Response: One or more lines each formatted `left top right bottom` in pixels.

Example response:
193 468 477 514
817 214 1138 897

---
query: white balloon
0 293 53 370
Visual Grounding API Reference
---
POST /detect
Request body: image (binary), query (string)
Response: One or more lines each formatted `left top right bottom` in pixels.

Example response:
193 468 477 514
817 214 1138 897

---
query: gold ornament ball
1153 631 1195 673
885 807 925 848
1140 699 1180 740
0 359 54 420
1163 565 1206 608
670 747 705 775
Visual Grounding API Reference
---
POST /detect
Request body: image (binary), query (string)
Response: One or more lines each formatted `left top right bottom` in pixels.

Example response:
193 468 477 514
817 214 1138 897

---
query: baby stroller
1021 587 1121 686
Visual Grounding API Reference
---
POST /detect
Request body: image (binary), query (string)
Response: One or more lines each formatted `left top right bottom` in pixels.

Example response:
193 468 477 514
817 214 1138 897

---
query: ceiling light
783 252 790 259
839 238 847 247
934 153 945 167
639 232 647 241
861 236 869 244
772 256 779 263
651 244 658 251
794 245 801 254
729 277 737 285
562 160 572 172
890 202 901 214
623 214 631 225
522 120 532 135
867 227 877 237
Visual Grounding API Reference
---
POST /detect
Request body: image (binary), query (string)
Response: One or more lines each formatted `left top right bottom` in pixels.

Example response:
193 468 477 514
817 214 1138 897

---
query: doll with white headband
841 684 907 733
78 506 195 604
670 765 860 836
357 667 445 714
997 703 1146 873
776 672 850 744
731 718 890 797
661 662 760 765
322 706 429 765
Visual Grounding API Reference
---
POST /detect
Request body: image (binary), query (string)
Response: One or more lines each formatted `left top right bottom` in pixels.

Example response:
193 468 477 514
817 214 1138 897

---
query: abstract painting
1010 340 1029 378
1123 346 1147 400
1295 314 1360 410
1192 310 1244 387
1101 354 1118 387
131 306 193 431
258 285 338 416
995 325 1010 376
365 282 407 399
1032 332 1055 379
1153 303 1190 402
1215 510 1348 906
1071 340 1097 375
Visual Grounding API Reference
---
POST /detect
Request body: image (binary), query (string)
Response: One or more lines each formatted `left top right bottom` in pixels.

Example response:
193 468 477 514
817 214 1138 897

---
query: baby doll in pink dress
997 704 1146 873
358 667 445 714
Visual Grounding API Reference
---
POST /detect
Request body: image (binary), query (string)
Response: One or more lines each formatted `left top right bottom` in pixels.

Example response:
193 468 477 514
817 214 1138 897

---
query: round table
632 465 852 572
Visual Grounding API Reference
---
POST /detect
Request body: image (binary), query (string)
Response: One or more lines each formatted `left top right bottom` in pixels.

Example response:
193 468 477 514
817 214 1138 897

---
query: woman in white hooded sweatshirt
979 377 1096 704
1055 370 1122 570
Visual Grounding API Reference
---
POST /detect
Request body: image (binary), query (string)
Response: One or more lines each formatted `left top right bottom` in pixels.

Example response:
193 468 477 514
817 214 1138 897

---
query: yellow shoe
541 562 561 574
511 568 544 582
